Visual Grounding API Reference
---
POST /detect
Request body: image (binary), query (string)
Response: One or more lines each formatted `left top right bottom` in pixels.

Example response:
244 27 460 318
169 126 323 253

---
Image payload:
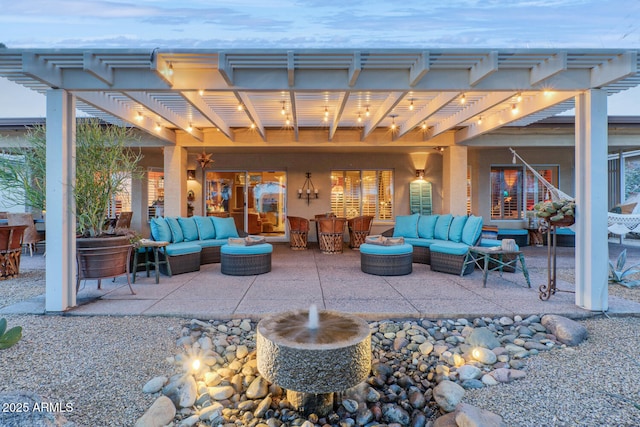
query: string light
421 122 427 130
250 123 256 129
511 104 519 114
155 122 162 132
365 107 370 117
357 113 362 123
167 62 173 77
187 123 193 133
285 114 291 126
460 93 466 104
516 93 522 103
390 115 397 131
198 89 204 96
281 101 286 115
409 99 414 111
477 116 483 125
324 106 329 117
237 103 244 111
135 112 143 122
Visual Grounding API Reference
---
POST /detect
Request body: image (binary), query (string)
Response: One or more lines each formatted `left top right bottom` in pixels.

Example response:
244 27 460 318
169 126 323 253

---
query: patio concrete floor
3 240 640 321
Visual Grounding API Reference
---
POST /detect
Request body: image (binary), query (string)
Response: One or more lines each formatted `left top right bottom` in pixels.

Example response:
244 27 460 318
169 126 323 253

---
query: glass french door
204 170 287 238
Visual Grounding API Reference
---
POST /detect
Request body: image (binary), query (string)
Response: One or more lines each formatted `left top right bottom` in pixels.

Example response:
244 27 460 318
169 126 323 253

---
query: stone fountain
256 305 371 416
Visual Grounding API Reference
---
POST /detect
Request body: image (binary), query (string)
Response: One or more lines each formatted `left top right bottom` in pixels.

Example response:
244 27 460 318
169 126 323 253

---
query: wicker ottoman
360 243 413 276
221 243 273 276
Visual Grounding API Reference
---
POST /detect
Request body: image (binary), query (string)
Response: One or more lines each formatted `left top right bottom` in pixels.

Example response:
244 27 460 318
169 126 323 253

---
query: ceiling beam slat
76 91 176 144
361 92 404 140
181 91 234 141
289 91 299 140
397 91 459 138
21 53 62 88
329 92 349 141
127 91 204 141
349 52 361 87
236 92 266 141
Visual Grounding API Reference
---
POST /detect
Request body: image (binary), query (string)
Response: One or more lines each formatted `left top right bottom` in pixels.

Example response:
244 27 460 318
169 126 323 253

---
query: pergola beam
409 51 429 87
349 52 361 87
235 91 266 141
83 52 114 86
470 51 498 86
530 52 567 86
397 92 459 138
77 92 176 143
181 91 234 141
127 91 204 141
22 53 62 88
361 92 405 140
591 51 638 88
329 92 349 141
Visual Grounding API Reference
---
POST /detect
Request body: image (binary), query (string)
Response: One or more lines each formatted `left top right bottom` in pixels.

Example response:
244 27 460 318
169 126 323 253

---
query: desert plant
0 119 143 237
0 318 22 349
608 249 640 287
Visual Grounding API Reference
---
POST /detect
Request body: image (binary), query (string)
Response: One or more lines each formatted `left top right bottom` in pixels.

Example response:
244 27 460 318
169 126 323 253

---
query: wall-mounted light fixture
187 169 196 180
415 169 425 179
298 172 319 205
433 146 445 153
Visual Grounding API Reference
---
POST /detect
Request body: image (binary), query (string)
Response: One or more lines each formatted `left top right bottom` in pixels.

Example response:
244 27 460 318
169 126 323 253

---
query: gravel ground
1 258 639 426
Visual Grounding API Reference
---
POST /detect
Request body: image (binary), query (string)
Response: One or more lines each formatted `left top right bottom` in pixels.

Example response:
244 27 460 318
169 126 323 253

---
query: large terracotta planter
76 235 134 294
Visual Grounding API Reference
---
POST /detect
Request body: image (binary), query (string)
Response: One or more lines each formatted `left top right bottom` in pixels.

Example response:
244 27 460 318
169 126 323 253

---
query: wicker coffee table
359 243 413 276
221 243 273 276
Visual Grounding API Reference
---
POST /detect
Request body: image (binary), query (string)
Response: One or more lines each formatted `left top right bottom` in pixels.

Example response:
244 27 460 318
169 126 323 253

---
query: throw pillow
194 216 216 240
418 215 439 239
462 215 484 246
393 214 419 238
212 216 240 239
178 217 199 241
165 217 184 243
150 217 172 243
434 214 453 240
448 216 468 243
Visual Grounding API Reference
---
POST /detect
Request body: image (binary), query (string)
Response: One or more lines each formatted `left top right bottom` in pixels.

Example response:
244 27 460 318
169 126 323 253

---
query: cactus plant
0 318 22 349
608 249 640 288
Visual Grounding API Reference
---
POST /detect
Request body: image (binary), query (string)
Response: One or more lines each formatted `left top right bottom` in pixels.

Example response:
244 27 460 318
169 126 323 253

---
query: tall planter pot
76 235 135 294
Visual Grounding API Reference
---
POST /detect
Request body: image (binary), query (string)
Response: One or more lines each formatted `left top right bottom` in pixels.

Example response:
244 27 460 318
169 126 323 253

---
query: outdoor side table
462 246 531 288
132 239 171 284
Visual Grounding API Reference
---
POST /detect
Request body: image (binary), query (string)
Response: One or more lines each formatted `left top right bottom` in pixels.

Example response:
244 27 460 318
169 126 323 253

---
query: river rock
471 346 497 365
489 367 526 383
208 385 235 400
541 314 588 346
134 395 176 427
143 376 167 393
467 327 501 349
246 376 269 399
455 403 507 427
457 364 482 381
433 380 465 412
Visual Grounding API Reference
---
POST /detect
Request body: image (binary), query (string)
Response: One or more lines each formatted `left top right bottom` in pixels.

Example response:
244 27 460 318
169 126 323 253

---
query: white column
163 146 188 217
575 89 608 311
45 90 76 312
442 146 468 215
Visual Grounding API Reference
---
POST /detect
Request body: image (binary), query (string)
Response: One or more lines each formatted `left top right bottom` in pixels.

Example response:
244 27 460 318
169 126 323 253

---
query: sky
1 0 639 116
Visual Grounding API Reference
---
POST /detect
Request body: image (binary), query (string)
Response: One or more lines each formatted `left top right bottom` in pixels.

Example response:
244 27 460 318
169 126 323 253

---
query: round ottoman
221 243 273 276
360 243 413 276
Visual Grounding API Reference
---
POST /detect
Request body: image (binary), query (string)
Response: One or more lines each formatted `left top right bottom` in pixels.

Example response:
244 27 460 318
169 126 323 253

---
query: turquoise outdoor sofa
388 213 504 275
149 215 244 275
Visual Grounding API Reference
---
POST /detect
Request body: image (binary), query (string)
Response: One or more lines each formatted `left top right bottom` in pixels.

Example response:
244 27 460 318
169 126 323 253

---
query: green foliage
0 119 143 237
0 127 47 210
533 199 575 222
0 318 22 350
608 249 640 288
73 119 143 237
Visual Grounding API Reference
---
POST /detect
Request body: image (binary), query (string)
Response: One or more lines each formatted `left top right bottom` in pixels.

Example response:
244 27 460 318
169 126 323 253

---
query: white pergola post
45 89 77 312
163 146 188 217
442 146 468 215
575 89 609 311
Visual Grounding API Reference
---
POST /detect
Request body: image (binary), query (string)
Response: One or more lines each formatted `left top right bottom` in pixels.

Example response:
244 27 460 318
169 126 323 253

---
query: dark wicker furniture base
412 246 430 264
430 251 474 275
361 252 412 276
160 251 201 275
221 252 271 275
201 246 221 264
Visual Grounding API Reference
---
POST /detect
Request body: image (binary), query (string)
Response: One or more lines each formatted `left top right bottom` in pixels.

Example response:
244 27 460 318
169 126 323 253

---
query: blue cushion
449 216 468 243
178 217 199 241
211 217 239 239
164 242 202 256
150 217 172 243
556 228 575 235
393 214 419 238
404 237 436 247
360 243 413 255
479 238 502 247
417 215 439 239
430 241 470 256
195 239 227 248
165 217 184 243
194 216 216 240
498 229 528 236
434 214 453 240
461 215 484 246
221 243 273 255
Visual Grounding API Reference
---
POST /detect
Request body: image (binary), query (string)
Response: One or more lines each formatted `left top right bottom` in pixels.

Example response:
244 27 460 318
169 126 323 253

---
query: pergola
0 48 638 312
